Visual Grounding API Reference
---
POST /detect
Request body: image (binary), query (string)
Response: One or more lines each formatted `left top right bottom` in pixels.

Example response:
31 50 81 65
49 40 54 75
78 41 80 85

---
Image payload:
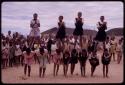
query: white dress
15 45 22 56
29 19 40 37
35 50 48 68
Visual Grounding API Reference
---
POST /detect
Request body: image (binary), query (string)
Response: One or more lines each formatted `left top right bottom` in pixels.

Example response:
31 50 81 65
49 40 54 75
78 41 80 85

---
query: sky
2 1 123 36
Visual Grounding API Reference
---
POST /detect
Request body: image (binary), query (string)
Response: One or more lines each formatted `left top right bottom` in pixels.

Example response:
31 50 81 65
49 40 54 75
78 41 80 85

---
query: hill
41 27 123 36
41 27 97 36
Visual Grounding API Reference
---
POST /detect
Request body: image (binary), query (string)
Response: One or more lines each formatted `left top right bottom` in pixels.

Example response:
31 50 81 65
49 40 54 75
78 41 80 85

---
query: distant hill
41 27 97 36
106 28 123 36
41 27 123 36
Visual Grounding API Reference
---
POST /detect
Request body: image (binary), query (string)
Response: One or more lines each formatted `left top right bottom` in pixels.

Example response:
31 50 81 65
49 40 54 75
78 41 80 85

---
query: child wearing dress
36 48 49 78
105 37 110 52
63 51 70 77
29 13 40 46
89 51 99 77
9 42 15 67
116 39 122 64
23 48 35 77
73 12 84 48
56 16 66 51
101 49 111 78
53 49 62 76
94 16 107 51
2 41 9 68
70 49 78 75
47 35 53 63
81 37 88 50
78 49 88 77
15 43 22 66
109 36 116 61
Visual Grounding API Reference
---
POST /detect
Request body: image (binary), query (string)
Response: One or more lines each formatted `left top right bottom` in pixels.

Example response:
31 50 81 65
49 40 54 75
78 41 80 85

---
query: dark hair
26 48 31 54
59 15 63 19
56 49 61 54
104 48 108 52
72 49 77 53
33 13 38 16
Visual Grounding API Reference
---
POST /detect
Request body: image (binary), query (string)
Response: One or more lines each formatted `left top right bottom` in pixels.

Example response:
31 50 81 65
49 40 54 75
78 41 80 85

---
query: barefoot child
116 39 122 64
23 48 35 77
102 49 111 78
89 51 99 77
73 12 84 48
36 47 49 78
53 49 62 76
56 15 66 51
110 36 116 61
78 49 88 77
94 16 107 50
63 51 70 77
70 49 78 75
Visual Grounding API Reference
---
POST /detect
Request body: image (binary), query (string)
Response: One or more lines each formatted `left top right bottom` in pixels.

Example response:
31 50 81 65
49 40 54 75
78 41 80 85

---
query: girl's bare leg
53 64 56 76
103 65 105 78
39 67 42 77
56 64 59 76
106 65 109 78
43 68 46 78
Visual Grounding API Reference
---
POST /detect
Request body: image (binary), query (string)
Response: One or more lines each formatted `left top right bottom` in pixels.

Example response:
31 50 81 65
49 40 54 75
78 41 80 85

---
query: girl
73 12 84 48
23 48 35 77
78 49 88 77
56 15 66 51
9 41 15 67
102 49 111 78
70 49 78 75
36 48 49 78
64 36 70 52
81 36 88 50
116 39 122 64
2 41 9 68
94 16 107 51
29 13 41 46
53 49 62 76
89 51 99 77
63 51 70 77
15 43 22 66
105 37 110 51
47 35 53 63
110 36 116 61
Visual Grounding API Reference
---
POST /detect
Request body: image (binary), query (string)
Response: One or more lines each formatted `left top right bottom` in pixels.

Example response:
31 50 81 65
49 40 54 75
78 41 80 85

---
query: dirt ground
1 50 123 84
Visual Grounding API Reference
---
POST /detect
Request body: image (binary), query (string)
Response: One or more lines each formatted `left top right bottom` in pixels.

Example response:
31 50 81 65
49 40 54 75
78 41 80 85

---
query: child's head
72 49 77 53
26 48 31 54
78 12 82 18
8 30 11 35
33 13 38 20
118 39 122 44
82 49 87 55
104 49 108 55
100 16 105 22
92 50 97 56
56 49 61 55
59 15 63 21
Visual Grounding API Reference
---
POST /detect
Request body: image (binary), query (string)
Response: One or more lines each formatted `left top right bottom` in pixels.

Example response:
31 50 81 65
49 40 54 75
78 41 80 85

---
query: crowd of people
1 12 123 79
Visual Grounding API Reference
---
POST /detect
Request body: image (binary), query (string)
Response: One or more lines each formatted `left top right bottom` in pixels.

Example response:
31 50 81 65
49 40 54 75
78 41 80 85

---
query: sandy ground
1 51 123 84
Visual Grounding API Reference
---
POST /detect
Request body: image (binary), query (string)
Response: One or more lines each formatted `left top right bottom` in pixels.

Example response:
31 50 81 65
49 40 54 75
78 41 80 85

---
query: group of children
1 12 123 79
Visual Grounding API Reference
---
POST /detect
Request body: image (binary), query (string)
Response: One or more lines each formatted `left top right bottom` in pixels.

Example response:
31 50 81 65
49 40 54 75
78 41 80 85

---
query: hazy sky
2 1 123 36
